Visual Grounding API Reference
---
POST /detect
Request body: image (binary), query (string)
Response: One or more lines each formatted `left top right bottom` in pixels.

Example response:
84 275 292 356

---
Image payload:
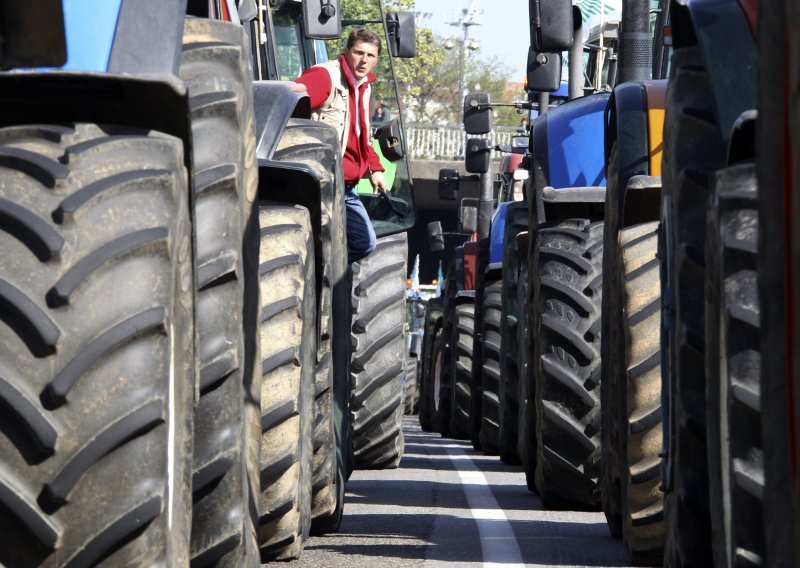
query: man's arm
294 66 332 109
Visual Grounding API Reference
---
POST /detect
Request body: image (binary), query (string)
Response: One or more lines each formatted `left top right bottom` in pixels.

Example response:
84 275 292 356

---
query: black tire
498 203 528 464
470 239 491 451
403 356 419 415
436 262 458 438
660 34 725 567
0 124 193 566
532 219 603 509
705 164 764 567
601 143 624 538
449 301 475 439
350 233 407 469
418 300 443 432
180 18 261 567
479 277 503 455
618 223 664 564
757 2 795 564
516 232 537 492
255 204 316 560
268 119 348 534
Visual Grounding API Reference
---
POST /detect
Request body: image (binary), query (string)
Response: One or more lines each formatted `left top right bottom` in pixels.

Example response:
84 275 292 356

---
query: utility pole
444 2 482 121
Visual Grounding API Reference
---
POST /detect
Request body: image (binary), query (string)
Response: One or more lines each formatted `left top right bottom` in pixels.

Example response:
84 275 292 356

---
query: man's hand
288 81 307 94
370 171 388 194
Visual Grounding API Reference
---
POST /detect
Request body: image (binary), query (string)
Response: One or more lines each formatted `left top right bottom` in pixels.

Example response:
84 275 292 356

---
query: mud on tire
618 223 664 563
180 18 261 567
0 124 193 567
350 234 408 469
532 219 603 509
269 119 348 533
255 204 316 560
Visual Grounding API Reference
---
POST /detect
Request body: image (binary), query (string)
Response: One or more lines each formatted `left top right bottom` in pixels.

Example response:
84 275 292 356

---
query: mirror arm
342 19 383 25
471 101 534 111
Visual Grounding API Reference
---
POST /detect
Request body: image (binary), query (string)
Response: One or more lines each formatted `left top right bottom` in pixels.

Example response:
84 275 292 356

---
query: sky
411 0 531 83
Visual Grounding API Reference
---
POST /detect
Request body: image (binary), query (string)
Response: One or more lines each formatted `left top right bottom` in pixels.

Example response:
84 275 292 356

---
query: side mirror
529 0 573 52
303 0 342 40
437 168 460 200
427 221 445 252
0 0 67 68
374 119 404 162
386 12 416 58
465 138 492 174
463 93 492 135
527 49 562 92
459 199 478 234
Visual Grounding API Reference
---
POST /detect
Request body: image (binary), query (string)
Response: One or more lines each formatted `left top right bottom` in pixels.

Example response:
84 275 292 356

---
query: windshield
326 1 416 238
272 9 304 80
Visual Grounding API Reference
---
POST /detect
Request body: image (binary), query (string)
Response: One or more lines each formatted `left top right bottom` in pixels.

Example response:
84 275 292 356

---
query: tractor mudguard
670 0 755 148
253 81 311 160
56 0 185 75
605 80 666 229
530 92 610 225
489 202 513 264
0 72 191 170
485 262 503 281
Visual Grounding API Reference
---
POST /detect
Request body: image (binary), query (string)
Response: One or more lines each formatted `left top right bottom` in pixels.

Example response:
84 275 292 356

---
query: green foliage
324 0 525 127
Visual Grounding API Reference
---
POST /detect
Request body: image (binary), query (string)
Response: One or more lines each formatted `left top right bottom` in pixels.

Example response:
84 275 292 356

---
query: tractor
0 0 415 565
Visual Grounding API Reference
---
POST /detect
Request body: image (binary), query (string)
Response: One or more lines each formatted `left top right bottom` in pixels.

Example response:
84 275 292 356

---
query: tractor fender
0 71 191 171
605 80 666 229
489 202 513 264
529 92 610 225
485 262 503 281
253 81 311 160
670 0 756 149
455 290 476 302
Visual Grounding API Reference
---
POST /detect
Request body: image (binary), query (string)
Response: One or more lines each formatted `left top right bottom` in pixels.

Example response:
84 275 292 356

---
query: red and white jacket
296 56 384 185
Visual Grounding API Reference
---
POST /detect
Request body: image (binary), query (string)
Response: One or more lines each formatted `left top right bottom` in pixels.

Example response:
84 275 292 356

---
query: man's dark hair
346 28 382 55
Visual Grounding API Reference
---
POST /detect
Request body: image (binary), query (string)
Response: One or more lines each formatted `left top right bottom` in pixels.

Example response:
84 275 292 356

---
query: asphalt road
283 417 634 568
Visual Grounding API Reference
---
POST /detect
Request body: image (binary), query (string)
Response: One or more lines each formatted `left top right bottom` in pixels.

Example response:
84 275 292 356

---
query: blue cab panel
489 201 512 265
545 92 610 189
61 0 123 72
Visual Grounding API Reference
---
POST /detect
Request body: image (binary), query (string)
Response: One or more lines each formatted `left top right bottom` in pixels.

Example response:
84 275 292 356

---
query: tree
326 0 523 127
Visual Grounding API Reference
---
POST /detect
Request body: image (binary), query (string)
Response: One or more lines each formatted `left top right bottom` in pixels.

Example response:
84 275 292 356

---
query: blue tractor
0 1 416 565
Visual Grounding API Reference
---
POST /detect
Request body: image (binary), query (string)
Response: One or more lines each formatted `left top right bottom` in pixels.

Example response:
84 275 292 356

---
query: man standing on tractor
295 28 388 262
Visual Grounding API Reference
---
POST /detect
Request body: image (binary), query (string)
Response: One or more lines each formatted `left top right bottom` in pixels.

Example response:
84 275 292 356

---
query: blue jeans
345 186 376 263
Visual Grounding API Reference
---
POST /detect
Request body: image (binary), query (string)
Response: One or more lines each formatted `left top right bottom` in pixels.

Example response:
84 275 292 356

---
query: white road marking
444 445 525 568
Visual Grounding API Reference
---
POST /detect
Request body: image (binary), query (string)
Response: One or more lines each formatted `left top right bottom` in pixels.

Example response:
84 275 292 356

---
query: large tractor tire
449 301 475 439
618 223 664 563
350 233 407 469
436 262 458 438
532 219 603 509
516 232 537 492
255 205 316 560
418 299 443 432
757 2 796 564
402 355 419 415
660 32 725 566
181 19 261 567
470 238 491 451
0 124 194 566
705 164 765 567
601 143 624 539
498 203 528 464
268 119 348 534
479 277 503 455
